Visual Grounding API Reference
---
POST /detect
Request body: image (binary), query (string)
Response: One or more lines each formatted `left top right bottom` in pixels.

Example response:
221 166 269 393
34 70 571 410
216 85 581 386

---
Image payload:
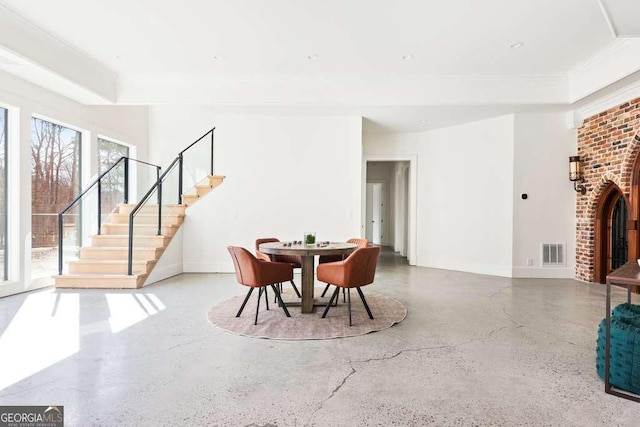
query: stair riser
208 176 224 188
109 214 183 225
101 224 176 236
91 235 171 247
68 263 152 275
196 187 212 197
182 195 199 207
118 205 186 215
80 248 161 261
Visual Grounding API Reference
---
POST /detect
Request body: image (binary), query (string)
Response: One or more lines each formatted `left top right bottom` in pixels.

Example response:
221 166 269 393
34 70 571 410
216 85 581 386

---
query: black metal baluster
97 180 102 236
128 212 134 275
210 129 214 175
157 179 162 236
58 213 63 275
124 158 129 204
178 154 183 204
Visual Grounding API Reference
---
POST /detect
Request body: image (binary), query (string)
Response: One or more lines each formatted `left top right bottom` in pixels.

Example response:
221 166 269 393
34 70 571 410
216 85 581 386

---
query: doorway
364 161 410 258
611 196 628 270
594 183 630 283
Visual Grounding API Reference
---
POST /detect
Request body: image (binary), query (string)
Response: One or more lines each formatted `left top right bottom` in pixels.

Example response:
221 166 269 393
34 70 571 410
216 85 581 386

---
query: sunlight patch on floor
0 291 79 391
106 293 165 333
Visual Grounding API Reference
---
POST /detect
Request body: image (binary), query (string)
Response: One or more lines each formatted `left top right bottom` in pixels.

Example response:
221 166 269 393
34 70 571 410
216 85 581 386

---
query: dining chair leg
255 287 263 325
290 280 301 298
356 287 374 320
322 287 341 318
270 284 291 317
321 284 331 297
236 288 254 317
274 283 279 303
264 286 269 311
348 288 352 326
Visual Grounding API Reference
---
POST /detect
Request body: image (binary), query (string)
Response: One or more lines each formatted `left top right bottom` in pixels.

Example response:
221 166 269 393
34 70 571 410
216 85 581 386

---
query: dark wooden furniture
258 242 357 313
605 262 640 403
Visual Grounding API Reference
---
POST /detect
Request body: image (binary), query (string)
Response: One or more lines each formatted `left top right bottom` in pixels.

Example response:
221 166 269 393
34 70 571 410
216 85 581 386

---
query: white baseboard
184 261 235 273
511 267 575 279
417 257 513 278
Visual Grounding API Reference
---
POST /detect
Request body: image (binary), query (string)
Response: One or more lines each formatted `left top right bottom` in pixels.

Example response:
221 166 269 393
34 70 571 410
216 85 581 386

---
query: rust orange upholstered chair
319 238 369 299
317 246 381 326
227 246 292 325
255 238 301 298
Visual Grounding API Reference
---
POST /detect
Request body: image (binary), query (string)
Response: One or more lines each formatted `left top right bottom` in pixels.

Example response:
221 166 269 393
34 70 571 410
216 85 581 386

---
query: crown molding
568 38 640 102
570 77 640 126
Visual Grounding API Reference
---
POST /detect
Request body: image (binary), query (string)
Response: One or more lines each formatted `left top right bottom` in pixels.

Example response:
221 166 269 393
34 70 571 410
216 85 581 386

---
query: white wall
148 106 363 272
364 113 576 279
0 70 148 297
512 113 576 278
420 115 515 277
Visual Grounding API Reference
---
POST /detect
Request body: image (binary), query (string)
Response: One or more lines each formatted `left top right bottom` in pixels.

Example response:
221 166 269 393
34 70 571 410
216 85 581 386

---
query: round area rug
207 287 407 340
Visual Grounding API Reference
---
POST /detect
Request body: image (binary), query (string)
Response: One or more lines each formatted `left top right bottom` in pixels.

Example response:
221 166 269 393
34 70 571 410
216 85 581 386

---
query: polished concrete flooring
1 250 640 426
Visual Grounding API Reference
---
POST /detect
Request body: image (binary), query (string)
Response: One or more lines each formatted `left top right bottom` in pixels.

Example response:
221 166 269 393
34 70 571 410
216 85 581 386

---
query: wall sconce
569 155 586 195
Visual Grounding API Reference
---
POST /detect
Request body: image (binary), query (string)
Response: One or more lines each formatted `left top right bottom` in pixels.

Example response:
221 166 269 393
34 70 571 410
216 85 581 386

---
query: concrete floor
1 250 640 426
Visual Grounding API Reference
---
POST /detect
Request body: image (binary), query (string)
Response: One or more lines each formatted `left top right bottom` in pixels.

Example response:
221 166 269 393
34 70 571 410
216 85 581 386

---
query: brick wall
576 98 640 282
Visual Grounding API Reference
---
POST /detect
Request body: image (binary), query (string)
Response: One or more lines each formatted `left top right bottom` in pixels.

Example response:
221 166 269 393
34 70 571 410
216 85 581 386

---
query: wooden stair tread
54 273 147 278
105 223 178 227
70 259 156 265
82 246 162 250
94 234 170 238
111 213 185 217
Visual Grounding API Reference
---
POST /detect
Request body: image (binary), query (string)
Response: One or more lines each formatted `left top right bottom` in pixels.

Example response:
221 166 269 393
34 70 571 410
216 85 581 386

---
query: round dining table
258 241 358 313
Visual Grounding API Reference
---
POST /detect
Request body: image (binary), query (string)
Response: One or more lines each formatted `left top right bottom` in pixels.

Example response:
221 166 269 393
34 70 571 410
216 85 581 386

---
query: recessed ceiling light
115 55 125 60
402 54 414 60
418 119 428 123
212 55 224 60
510 41 524 49
307 54 319 60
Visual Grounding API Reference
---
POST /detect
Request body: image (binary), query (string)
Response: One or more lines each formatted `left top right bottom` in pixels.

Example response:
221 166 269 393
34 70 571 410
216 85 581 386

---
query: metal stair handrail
127 127 215 275
57 156 161 275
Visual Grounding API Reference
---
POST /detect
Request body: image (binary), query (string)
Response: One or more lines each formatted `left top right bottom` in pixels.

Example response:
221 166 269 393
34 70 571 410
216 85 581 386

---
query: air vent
541 243 565 266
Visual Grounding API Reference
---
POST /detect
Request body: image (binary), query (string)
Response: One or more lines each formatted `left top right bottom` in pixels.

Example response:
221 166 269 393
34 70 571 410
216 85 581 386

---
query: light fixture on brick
569 155 587 195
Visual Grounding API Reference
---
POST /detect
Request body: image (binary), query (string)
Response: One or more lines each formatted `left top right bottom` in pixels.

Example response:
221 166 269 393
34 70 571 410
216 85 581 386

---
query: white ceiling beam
0 4 116 104
117 75 568 106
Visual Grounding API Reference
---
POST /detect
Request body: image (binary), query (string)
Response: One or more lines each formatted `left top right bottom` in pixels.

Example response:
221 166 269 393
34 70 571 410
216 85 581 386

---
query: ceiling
0 0 638 132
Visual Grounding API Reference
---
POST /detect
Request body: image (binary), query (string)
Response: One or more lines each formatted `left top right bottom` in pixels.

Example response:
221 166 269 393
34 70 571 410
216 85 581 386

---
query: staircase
53 128 224 289
54 175 224 289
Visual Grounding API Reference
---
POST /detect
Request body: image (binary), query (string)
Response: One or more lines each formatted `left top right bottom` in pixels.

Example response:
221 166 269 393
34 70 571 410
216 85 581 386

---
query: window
31 117 81 279
98 137 129 174
0 107 7 280
98 137 129 215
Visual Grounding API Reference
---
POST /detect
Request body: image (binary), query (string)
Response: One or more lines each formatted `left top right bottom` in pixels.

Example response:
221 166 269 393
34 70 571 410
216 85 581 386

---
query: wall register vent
541 243 565 266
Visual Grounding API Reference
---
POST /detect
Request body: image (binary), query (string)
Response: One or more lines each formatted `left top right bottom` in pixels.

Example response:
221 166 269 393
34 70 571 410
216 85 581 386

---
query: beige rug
206 287 407 340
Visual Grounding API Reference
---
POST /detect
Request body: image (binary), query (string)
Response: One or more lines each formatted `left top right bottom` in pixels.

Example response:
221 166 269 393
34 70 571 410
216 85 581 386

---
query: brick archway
576 99 640 282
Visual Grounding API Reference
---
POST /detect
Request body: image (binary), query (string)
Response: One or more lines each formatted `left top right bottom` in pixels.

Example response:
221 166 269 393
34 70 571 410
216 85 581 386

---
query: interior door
372 183 382 245
365 184 373 242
